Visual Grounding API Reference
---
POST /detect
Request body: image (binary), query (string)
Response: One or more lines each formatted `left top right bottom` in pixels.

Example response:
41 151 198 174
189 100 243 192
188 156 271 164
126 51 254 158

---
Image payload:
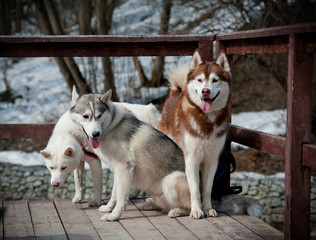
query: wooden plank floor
0 199 283 240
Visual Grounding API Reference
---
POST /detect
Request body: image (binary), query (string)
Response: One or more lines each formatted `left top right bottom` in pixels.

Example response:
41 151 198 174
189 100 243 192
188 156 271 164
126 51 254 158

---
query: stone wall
231 171 316 237
1 162 315 236
0 163 114 201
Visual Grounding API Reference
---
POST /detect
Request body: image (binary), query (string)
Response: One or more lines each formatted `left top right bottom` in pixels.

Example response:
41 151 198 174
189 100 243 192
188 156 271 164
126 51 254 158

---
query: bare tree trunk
15 0 22 33
133 57 150 86
95 0 118 101
151 0 172 87
35 0 91 94
134 0 173 88
35 0 75 91
0 0 11 35
78 0 91 35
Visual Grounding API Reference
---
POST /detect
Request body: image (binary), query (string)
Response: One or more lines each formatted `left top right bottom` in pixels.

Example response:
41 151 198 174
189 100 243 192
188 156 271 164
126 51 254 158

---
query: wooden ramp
1 199 283 240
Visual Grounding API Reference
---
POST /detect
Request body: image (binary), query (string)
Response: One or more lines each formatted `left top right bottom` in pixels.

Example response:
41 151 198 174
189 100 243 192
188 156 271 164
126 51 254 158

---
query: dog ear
190 50 202 70
71 85 80 107
64 147 75 157
100 89 112 104
40 150 51 159
216 52 231 76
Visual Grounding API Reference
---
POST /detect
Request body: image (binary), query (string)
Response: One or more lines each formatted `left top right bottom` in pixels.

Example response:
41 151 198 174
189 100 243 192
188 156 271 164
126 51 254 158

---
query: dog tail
166 64 189 92
212 194 262 217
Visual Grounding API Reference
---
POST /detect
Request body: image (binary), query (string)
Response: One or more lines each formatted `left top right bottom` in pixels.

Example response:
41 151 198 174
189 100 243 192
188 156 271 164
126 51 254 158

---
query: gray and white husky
70 87 261 221
40 94 160 207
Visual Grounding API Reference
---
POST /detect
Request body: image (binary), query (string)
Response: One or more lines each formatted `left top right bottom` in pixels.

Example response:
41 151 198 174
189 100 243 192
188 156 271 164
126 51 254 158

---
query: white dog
41 110 103 207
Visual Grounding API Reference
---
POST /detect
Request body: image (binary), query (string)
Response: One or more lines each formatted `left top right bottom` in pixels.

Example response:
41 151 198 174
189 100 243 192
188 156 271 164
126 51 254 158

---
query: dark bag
211 145 242 199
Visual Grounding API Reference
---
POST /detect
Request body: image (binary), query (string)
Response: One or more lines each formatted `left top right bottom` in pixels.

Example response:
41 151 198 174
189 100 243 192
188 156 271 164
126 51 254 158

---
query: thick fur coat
159 50 232 219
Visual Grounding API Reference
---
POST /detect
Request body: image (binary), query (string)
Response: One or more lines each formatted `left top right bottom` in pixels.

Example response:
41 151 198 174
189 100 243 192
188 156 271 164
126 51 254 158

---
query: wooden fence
0 23 315 239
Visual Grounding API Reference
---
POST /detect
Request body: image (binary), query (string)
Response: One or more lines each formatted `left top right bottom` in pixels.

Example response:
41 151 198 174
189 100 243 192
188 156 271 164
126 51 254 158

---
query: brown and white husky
159 50 231 219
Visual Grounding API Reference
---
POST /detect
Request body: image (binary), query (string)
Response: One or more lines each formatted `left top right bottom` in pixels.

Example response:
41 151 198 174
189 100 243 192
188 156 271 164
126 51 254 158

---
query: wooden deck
1 198 283 240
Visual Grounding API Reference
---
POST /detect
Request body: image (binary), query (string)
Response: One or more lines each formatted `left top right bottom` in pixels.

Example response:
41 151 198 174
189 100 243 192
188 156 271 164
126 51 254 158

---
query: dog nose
92 131 100 138
202 88 210 96
52 182 60 187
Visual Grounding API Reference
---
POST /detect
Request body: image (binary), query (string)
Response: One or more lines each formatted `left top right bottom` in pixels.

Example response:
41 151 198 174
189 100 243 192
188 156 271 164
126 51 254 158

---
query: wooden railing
0 23 315 239
217 23 316 240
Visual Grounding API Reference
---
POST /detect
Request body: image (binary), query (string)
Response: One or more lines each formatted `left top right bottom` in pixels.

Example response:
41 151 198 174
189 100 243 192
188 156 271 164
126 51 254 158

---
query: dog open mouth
201 91 220 111
81 126 100 149
89 136 100 149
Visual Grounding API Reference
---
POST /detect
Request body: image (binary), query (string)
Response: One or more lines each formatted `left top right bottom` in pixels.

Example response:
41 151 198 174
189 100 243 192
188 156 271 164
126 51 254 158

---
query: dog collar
70 133 99 160
80 143 99 159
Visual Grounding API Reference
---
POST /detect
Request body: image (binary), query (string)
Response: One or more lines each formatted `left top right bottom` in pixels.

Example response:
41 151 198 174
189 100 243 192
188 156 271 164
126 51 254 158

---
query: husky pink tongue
201 99 212 111
89 136 100 149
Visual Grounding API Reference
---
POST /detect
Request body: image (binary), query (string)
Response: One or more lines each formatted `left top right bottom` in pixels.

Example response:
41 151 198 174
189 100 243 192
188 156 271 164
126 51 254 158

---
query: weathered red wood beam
227 124 286 158
218 34 316 55
1 123 315 170
284 33 312 240
198 40 213 61
218 36 289 55
216 23 316 40
0 124 54 139
0 35 214 43
216 23 316 55
0 35 213 57
302 144 316 169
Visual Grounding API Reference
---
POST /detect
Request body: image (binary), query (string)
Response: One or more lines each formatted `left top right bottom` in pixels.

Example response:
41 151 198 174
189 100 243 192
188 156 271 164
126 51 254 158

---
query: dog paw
190 209 204 219
100 213 119 222
72 196 82 204
206 208 217 217
99 205 113 213
168 209 180 218
100 213 118 222
139 198 161 211
88 200 101 207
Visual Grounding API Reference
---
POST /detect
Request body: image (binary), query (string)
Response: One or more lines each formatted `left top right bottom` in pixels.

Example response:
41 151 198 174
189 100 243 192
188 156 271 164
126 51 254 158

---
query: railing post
215 40 234 195
198 39 213 62
284 33 312 240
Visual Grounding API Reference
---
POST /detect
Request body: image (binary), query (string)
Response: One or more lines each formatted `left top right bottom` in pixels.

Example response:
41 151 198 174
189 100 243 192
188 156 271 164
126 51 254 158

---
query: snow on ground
0 106 287 168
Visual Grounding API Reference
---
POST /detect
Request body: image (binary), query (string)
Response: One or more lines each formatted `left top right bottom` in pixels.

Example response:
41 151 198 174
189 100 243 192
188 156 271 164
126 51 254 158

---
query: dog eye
50 166 54 170
197 78 202 82
213 79 219 83
61 166 67 170
96 114 102 119
83 115 89 119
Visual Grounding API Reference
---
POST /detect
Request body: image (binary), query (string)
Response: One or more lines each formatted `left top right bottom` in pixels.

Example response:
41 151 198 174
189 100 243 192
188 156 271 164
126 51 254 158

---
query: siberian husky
159 50 232 219
69 87 261 221
41 97 160 207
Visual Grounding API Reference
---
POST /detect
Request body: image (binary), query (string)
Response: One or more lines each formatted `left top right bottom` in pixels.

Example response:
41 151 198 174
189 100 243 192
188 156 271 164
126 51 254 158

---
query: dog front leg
86 157 102 207
185 155 204 219
72 161 84 204
99 171 117 213
100 161 132 221
201 160 218 217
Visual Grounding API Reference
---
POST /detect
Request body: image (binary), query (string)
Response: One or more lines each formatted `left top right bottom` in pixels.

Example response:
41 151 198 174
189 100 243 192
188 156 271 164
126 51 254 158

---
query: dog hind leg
168 208 190 218
139 198 161 211
162 171 191 218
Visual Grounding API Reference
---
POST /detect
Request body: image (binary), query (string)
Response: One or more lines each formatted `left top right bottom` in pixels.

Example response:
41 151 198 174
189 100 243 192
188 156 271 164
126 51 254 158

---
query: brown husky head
186 51 232 112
